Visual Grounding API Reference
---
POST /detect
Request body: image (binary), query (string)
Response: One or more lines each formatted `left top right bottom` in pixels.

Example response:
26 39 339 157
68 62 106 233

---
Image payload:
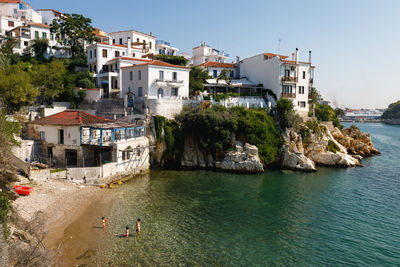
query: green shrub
0 193 10 238
153 115 166 143
350 124 359 131
299 126 311 143
327 140 340 153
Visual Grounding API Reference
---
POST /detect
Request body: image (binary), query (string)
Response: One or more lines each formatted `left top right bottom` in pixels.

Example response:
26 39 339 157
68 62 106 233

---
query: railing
156 40 171 46
156 79 183 83
281 92 296 98
21 33 31 39
282 76 298 82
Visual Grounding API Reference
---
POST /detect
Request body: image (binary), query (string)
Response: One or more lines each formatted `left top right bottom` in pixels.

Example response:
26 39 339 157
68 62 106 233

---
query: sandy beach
12 178 114 266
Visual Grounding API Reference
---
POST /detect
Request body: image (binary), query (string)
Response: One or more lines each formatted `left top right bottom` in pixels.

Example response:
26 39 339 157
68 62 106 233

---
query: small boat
13 185 34 196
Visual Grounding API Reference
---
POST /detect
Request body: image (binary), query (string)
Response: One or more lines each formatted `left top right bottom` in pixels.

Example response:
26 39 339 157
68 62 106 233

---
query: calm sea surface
103 123 400 266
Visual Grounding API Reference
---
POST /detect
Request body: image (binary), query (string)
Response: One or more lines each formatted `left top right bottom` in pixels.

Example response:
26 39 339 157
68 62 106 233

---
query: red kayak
13 185 33 196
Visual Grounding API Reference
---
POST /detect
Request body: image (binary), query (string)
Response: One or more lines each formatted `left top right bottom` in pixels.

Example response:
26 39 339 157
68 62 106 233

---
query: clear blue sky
33 0 400 108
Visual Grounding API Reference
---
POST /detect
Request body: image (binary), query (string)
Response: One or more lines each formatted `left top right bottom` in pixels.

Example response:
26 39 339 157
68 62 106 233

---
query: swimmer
124 226 129 238
136 219 141 235
102 217 108 228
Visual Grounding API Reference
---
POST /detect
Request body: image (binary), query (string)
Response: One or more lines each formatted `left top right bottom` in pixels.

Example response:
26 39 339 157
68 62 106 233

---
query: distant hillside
381 100 400 120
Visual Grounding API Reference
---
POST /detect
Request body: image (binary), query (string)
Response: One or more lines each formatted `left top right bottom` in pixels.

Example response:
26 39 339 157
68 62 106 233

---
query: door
65 149 77 167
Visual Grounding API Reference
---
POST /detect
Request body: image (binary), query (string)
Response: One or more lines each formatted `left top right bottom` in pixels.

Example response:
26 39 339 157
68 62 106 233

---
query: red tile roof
30 110 115 126
121 60 190 69
29 23 50 28
264 53 289 60
196 62 235 68
107 57 150 63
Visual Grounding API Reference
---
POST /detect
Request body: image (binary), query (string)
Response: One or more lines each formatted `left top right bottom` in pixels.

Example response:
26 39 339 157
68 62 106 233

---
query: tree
189 67 210 93
0 36 18 66
25 38 49 61
0 63 38 113
217 69 232 84
308 87 320 106
153 55 188 66
335 108 345 118
275 98 302 130
51 13 94 59
31 61 66 105
314 103 342 128
381 100 400 119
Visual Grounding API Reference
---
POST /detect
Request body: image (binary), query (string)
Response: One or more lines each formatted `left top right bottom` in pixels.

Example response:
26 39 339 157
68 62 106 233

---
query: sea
58 123 400 266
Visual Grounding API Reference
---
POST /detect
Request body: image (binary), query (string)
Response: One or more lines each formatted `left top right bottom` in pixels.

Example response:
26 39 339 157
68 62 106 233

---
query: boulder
215 143 264 173
282 145 316 171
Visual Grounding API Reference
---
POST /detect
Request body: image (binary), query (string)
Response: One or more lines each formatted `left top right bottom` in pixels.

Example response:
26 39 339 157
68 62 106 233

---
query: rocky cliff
282 123 380 171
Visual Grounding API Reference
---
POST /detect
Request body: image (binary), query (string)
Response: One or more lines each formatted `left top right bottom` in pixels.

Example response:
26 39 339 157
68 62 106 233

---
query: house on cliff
27 110 149 181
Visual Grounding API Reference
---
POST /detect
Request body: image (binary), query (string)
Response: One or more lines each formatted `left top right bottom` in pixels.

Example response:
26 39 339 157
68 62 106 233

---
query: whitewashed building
37 8 63 26
121 60 190 118
27 110 149 182
0 15 23 35
109 29 156 56
239 49 315 116
0 0 42 23
192 41 230 66
155 40 179 56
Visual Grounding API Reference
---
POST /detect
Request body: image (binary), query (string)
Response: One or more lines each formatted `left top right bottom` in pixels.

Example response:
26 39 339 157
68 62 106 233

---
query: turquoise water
105 123 400 266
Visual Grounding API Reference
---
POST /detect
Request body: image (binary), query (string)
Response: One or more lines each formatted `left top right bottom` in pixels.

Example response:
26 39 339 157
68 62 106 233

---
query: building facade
239 49 315 116
155 40 179 56
192 41 230 66
108 29 156 56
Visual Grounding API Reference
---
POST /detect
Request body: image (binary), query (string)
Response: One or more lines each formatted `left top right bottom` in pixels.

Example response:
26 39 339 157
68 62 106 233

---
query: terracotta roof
107 57 150 63
0 0 20 3
196 62 235 68
121 60 190 69
37 9 63 15
264 53 288 60
30 110 115 126
29 23 50 28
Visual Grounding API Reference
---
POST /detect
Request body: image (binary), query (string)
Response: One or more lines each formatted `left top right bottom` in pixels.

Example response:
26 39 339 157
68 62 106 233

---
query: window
40 131 45 141
122 151 126 161
159 49 162 54
230 71 234 78
171 88 178 96
94 64 97 72
284 69 290 77
159 70 164 80
35 31 39 38
50 33 54 40
299 101 306 108
303 71 306 79
58 129 64 144
42 32 47 39
138 70 141 80
8 21 14 27
112 39 115 44
94 49 97 58
137 38 139 42
213 70 218 78
119 38 122 45
158 88 164 98
128 86 131 92
282 85 292 93
129 71 133 80
149 42 152 49
172 72 177 81
89 50 92 59
115 51 120 57
13 9 17 14
102 49 107 58
132 53 135 57
24 41 28 46
89 65 92 72
298 86 305 94
138 87 143 97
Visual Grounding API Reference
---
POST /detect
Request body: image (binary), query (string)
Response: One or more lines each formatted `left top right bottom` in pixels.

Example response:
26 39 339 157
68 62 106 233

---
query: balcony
156 40 171 46
282 76 298 83
155 79 184 87
281 92 296 98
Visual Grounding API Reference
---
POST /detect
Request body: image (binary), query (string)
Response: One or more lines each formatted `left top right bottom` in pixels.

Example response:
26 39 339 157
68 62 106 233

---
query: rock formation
282 122 380 171
215 143 264 173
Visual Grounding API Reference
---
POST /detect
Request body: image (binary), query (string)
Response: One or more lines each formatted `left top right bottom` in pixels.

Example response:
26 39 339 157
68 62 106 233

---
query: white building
192 41 230 66
155 40 179 56
239 49 315 116
27 110 148 175
37 9 63 26
0 15 23 35
121 60 190 118
87 39 147 97
109 29 156 56
196 61 236 78
0 0 41 23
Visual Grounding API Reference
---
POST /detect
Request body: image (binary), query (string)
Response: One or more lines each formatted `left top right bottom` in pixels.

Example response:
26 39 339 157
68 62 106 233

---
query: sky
32 0 400 109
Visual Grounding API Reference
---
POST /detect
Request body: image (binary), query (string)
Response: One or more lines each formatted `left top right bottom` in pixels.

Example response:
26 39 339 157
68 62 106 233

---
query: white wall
31 124 81 147
145 99 199 119
109 30 156 55
0 16 23 35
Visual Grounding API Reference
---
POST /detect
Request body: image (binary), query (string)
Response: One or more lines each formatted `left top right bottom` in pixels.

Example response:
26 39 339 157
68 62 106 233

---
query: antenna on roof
278 38 282 54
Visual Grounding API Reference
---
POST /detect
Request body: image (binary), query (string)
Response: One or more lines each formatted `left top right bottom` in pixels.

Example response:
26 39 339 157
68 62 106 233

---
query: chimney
127 37 132 56
292 53 295 60
150 32 152 36
309 50 312 64
236 56 240 63
295 48 299 64
108 36 112 45
201 41 204 47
